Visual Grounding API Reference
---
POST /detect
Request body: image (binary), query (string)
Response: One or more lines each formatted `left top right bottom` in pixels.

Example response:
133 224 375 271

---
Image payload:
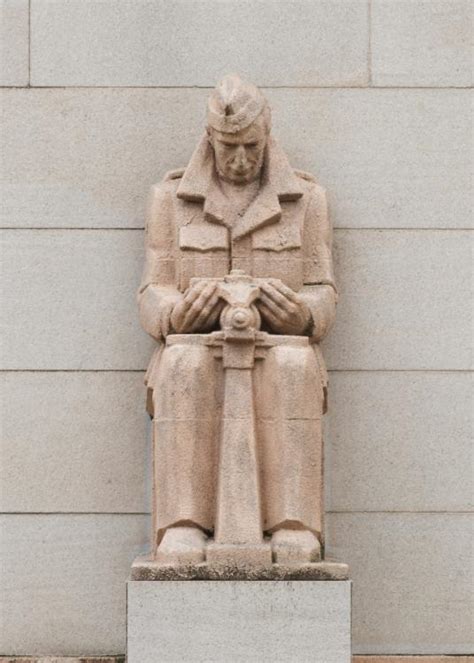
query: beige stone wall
0 0 472 657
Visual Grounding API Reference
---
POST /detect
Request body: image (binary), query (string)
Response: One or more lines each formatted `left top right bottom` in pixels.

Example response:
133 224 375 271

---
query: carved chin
222 168 260 184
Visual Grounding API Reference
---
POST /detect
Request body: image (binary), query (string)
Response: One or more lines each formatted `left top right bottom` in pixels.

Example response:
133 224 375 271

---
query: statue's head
206 74 271 185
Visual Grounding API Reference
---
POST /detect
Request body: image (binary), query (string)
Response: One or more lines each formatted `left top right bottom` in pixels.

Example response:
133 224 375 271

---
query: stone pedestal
127 580 351 663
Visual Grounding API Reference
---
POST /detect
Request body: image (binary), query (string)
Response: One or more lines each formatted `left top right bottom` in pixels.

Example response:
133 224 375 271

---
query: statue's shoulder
150 169 185 196
163 168 185 182
294 169 327 198
294 169 317 184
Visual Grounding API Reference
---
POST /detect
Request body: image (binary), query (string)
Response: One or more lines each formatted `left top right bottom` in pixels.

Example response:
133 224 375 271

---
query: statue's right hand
170 281 223 333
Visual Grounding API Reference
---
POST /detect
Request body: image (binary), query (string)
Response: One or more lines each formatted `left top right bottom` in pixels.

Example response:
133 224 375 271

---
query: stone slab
325 371 474 512
372 0 473 87
0 88 208 229
0 0 29 86
268 88 472 231
30 0 368 87
131 554 349 581
1 229 471 371
1 88 471 230
0 229 154 370
0 372 149 513
0 514 149 656
324 229 473 371
127 580 352 662
326 513 474 654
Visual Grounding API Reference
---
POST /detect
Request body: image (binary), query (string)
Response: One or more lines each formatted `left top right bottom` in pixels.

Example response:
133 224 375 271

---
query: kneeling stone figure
137 75 337 571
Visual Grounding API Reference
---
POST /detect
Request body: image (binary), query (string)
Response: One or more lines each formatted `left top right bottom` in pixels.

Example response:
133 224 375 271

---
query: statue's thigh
254 343 323 420
255 343 324 533
152 342 221 533
153 341 222 419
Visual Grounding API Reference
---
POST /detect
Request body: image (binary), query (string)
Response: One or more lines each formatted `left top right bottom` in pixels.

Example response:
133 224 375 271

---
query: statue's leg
254 341 324 563
152 339 221 561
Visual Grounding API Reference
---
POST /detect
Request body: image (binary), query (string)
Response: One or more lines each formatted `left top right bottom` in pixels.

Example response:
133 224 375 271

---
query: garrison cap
207 74 267 134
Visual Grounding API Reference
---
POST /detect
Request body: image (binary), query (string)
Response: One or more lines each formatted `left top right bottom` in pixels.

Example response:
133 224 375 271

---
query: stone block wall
1 0 472 657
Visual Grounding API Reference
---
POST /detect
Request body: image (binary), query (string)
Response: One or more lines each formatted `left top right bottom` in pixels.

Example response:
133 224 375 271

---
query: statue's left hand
257 279 312 336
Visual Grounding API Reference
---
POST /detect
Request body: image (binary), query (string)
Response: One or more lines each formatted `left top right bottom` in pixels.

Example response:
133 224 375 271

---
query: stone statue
135 75 339 576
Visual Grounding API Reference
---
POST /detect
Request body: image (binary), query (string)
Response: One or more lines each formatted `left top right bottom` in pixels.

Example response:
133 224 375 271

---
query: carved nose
235 146 246 165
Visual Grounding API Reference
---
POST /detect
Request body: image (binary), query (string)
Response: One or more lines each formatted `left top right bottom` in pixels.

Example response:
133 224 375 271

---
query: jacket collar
177 134 303 239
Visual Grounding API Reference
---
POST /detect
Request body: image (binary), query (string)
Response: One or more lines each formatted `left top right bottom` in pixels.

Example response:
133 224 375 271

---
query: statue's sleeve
137 183 181 341
300 184 338 343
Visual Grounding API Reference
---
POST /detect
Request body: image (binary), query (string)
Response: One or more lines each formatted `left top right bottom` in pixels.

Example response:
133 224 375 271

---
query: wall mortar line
1 85 472 91
1 227 472 233
1 369 472 374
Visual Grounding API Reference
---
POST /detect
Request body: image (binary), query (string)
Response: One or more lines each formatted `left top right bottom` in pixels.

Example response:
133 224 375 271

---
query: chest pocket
178 223 230 291
179 224 229 251
251 221 303 291
252 222 301 252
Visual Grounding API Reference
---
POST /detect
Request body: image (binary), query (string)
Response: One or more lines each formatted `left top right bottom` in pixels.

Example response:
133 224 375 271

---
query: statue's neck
218 177 261 218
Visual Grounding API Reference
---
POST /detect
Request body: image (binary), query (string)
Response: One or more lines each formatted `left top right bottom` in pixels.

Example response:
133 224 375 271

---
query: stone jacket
138 135 337 411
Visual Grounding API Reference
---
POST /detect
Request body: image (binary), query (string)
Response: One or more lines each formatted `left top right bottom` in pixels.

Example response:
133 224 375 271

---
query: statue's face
208 116 268 185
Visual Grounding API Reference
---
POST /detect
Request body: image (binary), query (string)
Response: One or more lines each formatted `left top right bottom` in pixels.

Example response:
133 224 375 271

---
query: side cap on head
207 74 268 134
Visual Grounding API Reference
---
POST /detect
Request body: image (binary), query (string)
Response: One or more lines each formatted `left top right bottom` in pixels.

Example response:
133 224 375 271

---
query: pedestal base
127 580 351 663
206 541 273 566
131 554 349 581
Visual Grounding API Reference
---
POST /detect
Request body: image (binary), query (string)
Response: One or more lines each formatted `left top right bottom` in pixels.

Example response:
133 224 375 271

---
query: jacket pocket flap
252 223 301 252
179 224 229 251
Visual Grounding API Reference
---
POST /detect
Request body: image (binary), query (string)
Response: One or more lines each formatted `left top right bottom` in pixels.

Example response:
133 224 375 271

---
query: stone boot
271 529 321 564
155 526 207 565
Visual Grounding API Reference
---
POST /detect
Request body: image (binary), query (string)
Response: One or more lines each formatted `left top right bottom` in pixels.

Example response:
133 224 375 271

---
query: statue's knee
267 345 321 405
162 343 206 372
156 343 210 391
270 345 310 375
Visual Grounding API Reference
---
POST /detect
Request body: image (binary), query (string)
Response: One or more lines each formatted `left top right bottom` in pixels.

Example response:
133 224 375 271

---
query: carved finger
260 283 291 311
258 302 281 329
271 280 300 304
182 283 217 329
170 298 188 333
183 280 207 305
190 292 221 331
259 290 287 316
200 298 225 330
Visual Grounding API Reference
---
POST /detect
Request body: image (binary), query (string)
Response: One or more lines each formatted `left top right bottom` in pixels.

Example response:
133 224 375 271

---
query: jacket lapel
176 134 304 239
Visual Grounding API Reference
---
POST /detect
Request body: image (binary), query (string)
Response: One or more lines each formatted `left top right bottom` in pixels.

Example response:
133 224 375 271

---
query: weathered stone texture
2 229 471 371
2 371 471 519
325 371 474 512
0 514 471 655
2 89 471 230
325 229 473 370
0 372 148 513
30 0 368 87
127 580 351 662
0 229 153 370
372 0 473 87
0 515 149 656
327 513 474 654
0 0 29 86
1 0 472 656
